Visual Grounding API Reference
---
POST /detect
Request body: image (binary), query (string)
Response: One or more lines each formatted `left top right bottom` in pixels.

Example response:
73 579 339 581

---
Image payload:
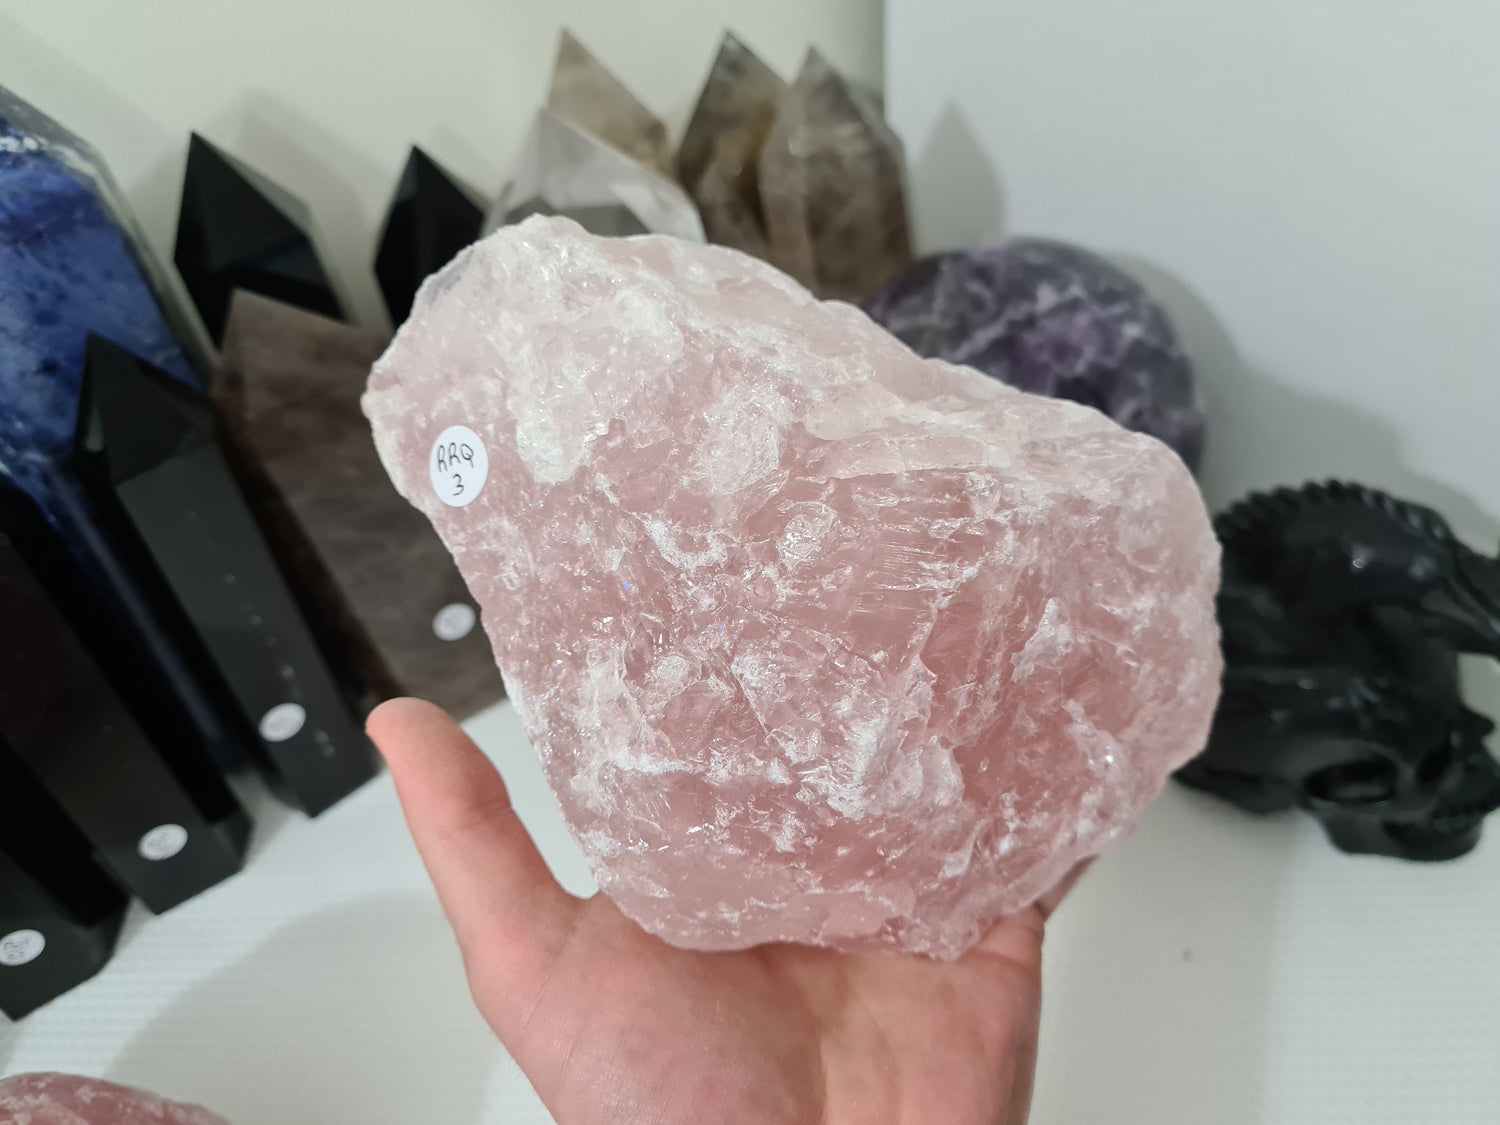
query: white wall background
0 0 882 333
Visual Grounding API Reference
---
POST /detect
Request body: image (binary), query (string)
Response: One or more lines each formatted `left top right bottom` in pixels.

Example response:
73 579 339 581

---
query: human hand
369 698 1077 1125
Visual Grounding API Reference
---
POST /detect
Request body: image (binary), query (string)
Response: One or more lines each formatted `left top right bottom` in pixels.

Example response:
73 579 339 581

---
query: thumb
367 698 581 1025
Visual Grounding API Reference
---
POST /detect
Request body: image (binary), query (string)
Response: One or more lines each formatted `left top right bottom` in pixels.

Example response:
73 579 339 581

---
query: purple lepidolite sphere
865 239 1205 469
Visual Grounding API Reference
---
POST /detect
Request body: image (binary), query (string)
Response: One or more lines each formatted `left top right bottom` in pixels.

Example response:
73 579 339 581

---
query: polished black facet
0 490 250 917
0 737 129 1019
374 147 484 325
174 133 343 343
72 336 377 816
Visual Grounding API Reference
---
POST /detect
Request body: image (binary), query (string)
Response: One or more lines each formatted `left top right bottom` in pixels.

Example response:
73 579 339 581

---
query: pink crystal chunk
0 1073 230 1125
364 216 1222 959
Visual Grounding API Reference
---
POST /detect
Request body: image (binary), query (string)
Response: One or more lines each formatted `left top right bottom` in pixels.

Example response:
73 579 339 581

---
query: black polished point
1177 480 1500 861
1 739 128 1019
174 133 343 343
1 488 250 917
73 335 378 816
374 146 484 326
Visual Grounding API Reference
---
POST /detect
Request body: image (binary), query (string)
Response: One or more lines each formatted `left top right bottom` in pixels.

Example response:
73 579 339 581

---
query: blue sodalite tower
0 86 255 777
0 89 374 821
0 89 212 464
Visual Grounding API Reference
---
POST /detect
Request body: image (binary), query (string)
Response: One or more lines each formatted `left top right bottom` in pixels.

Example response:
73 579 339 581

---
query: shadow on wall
1114 253 1500 544
1032 786 1298 1125
908 104 1005 254
1116 253 1500 726
108 895 497 1124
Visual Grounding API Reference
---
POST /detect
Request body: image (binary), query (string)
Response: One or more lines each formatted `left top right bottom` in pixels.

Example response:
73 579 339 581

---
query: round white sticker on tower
138 823 189 861
0 929 45 967
432 602 478 641
259 702 306 742
429 425 488 508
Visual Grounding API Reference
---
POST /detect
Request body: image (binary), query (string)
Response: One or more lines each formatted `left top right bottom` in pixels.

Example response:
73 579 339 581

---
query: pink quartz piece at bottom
364 215 1222 960
0 1073 229 1125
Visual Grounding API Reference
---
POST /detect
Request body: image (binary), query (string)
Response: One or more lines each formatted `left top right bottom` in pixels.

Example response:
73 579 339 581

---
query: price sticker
259 702 307 742
138 823 189 861
432 602 477 641
430 426 488 508
0 929 45 967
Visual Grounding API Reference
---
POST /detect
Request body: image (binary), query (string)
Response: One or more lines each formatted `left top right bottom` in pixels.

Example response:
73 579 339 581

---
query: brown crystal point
216 291 504 719
692 126 775 258
548 29 672 175
759 49 915 303
678 32 786 256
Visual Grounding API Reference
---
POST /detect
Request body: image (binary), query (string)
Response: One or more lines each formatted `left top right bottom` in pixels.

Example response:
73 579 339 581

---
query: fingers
970 857 1094 974
973 907 1045 976
1036 858 1093 921
367 698 582 999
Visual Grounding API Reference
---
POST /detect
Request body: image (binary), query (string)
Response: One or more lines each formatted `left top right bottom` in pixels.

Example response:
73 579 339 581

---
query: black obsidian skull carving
1177 481 1500 861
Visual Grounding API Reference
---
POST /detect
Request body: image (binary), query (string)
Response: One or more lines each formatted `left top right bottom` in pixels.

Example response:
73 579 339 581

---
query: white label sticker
138 823 189 861
429 425 488 507
432 602 477 641
0 929 45 967
259 702 307 742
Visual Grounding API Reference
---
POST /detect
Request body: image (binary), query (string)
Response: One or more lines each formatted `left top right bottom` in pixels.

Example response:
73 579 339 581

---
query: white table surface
4 700 1498 1124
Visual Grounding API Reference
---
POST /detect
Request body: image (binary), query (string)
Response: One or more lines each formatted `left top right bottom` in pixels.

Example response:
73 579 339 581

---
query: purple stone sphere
864 239 1205 469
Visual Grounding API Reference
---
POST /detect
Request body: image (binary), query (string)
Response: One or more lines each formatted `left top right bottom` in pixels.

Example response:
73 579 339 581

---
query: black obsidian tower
174 133 343 343
72 336 377 816
374 146 484 325
0 730 131 1019
0 739 129 1020
0 494 250 915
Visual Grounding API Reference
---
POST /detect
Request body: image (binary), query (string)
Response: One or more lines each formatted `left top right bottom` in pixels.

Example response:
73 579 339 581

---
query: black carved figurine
1177 481 1500 860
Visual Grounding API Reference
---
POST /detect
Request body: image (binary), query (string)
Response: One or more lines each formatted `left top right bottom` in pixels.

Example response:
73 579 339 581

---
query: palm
370 700 1048 1125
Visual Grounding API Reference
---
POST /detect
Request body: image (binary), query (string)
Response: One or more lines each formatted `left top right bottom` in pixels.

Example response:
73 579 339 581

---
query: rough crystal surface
0 1073 229 1125
865 240 1207 468
365 216 1222 959
758 50 914 304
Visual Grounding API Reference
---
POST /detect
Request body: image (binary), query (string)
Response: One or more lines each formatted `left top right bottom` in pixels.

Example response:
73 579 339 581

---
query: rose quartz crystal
364 215 1221 959
0 1073 229 1125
